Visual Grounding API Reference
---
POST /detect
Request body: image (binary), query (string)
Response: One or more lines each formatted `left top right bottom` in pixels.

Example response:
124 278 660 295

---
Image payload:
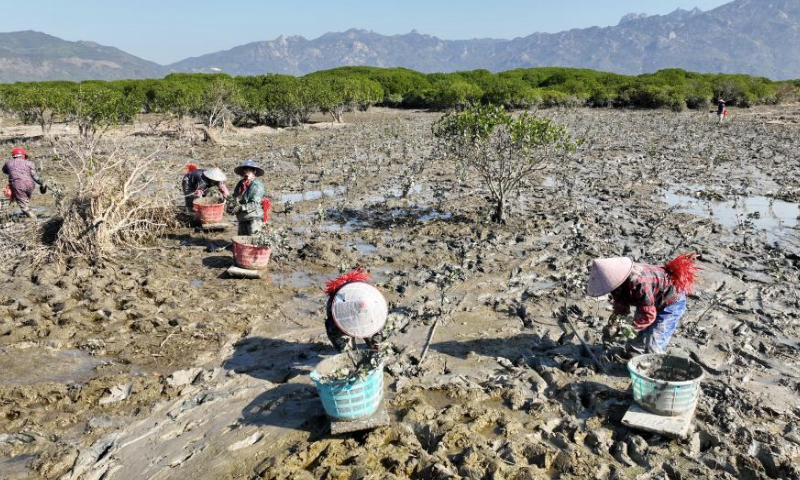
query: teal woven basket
627 354 704 417
311 353 384 421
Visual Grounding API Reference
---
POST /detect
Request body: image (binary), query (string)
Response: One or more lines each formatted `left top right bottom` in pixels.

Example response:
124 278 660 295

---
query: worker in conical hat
324 269 387 352
181 164 229 211
231 159 266 236
587 254 700 354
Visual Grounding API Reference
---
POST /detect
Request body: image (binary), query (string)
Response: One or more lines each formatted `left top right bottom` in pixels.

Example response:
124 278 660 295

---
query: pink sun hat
587 257 633 297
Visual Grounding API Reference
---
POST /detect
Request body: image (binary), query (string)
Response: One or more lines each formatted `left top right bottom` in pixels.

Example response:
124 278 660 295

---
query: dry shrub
52 140 178 261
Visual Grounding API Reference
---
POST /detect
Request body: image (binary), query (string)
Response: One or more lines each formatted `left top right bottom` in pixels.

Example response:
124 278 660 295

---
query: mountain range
2 0 799 82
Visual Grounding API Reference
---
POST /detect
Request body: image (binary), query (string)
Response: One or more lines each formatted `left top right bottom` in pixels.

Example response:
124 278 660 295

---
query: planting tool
418 317 440 366
563 313 607 374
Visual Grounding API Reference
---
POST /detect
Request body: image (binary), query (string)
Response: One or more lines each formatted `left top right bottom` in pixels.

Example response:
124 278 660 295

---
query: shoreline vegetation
1 67 797 133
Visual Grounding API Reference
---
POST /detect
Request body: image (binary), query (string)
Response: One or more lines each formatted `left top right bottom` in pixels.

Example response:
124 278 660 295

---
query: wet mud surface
629 355 704 383
1 107 800 479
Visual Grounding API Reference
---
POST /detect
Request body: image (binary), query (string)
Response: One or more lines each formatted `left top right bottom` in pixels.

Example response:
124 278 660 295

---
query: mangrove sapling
419 265 467 365
433 104 578 223
248 226 286 249
315 346 388 384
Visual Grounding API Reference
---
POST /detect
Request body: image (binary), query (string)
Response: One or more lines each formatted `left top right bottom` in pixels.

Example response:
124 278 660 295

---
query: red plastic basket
233 236 272 270
193 201 224 224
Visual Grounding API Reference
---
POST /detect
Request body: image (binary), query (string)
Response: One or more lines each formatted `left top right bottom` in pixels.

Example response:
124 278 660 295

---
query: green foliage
426 78 483 110
304 72 384 121
196 75 241 127
433 104 576 222
1 66 798 133
0 81 75 135
67 82 139 140
149 78 203 118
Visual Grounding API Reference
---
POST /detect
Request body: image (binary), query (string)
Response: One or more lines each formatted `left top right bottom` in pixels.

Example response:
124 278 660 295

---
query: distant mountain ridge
0 31 166 82
1 0 799 82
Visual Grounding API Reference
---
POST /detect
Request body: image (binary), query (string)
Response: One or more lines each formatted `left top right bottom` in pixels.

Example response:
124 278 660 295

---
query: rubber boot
21 206 37 220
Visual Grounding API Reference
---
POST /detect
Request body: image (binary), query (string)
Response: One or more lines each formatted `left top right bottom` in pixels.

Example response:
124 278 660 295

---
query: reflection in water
664 190 799 242
276 187 347 204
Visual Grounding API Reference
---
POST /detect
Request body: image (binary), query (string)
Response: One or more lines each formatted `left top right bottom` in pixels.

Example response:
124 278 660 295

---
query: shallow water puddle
664 189 799 241
418 210 452 222
346 240 377 255
365 183 423 203
0 347 102 386
276 187 347 204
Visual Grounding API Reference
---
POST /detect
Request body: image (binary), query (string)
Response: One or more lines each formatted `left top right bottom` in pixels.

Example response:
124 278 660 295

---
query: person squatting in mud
587 254 700 354
181 165 229 211
3 147 47 220
230 160 266 236
324 269 387 352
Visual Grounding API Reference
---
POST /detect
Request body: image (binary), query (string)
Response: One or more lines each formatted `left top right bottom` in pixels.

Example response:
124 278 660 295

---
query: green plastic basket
627 354 704 417
310 353 384 421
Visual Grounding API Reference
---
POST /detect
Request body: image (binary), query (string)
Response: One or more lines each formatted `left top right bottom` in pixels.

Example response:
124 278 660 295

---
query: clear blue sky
9 0 732 65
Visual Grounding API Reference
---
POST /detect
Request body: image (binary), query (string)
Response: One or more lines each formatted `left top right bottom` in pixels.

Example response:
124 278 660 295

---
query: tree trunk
492 196 506 223
197 126 218 146
333 107 344 123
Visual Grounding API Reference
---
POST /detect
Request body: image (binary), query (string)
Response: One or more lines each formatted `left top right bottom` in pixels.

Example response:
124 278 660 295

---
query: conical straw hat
330 282 388 338
203 167 227 183
587 257 633 297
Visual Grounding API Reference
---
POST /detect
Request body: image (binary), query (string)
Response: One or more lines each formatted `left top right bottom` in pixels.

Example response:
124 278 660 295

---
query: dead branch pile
52 141 178 260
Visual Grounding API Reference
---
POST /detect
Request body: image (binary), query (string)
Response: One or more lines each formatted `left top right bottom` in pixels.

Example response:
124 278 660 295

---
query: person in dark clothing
181 166 229 211
717 99 728 123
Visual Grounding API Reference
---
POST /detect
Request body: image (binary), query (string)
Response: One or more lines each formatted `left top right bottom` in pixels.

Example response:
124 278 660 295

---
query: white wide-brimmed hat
203 167 227 183
330 282 388 338
587 257 633 297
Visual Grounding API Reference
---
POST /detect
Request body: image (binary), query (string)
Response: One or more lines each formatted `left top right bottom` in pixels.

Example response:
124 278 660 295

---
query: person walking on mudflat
587 254 700 354
231 159 266 236
3 147 47 220
717 98 728 123
181 164 229 211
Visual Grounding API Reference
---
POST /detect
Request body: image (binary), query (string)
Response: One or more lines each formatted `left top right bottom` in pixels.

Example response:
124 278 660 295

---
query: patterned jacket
3 158 42 191
611 263 682 331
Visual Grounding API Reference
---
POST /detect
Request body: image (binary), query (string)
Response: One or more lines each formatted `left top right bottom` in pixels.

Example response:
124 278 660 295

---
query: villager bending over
324 269 387 353
181 165 229 211
587 254 700 354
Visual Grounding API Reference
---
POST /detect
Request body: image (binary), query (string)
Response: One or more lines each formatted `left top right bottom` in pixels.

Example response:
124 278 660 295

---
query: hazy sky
10 0 732 64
